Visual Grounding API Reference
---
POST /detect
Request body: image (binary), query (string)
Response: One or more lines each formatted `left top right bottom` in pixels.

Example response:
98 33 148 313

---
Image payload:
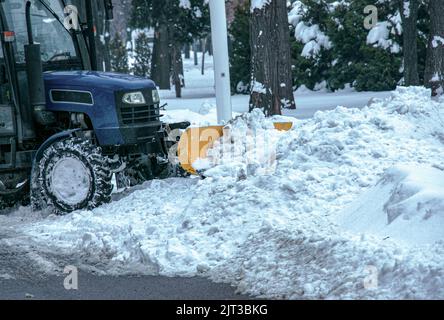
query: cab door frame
0 0 21 169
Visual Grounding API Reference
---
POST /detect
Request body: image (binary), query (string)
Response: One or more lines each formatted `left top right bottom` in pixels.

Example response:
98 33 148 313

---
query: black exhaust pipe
104 0 114 21
85 0 97 71
24 1 53 125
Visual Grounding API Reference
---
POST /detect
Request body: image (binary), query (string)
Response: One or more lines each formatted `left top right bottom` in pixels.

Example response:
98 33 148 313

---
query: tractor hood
43 71 157 92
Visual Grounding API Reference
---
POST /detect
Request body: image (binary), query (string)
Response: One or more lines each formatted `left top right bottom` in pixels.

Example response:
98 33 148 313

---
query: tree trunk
424 0 444 96
193 39 199 66
207 35 213 56
201 38 206 75
184 43 191 59
400 0 419 86
179 52 185 87
249 0 295 116
152 24 171 90
171 44 183 98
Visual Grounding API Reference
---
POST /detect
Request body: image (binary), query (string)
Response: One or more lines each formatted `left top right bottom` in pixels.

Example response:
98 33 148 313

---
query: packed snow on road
1 86 444 299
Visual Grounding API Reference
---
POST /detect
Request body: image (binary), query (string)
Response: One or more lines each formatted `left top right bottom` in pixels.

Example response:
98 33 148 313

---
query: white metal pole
209 0 233 123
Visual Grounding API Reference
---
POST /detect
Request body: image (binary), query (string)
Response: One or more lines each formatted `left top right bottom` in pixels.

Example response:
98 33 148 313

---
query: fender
32 129 81 165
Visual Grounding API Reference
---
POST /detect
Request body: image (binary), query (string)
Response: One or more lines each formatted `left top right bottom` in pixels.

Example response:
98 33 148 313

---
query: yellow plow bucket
177 122 293 175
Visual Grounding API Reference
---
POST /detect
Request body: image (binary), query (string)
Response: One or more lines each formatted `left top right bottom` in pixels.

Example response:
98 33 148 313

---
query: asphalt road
0 239 250 300
0 274 248 300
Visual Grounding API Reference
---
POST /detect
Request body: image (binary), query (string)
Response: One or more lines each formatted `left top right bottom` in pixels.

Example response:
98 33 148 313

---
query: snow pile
196 110 284 178
15 86 444 299
161 103 220 126
338 165 444 246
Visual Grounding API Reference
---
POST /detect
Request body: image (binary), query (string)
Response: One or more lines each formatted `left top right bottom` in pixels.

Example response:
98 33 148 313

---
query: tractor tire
31 138 113 214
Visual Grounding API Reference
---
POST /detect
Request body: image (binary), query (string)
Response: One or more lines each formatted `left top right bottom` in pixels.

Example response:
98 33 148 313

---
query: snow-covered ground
1 55 444 299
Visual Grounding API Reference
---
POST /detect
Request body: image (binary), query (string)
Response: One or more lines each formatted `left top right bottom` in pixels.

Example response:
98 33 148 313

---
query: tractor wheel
32 138 113 214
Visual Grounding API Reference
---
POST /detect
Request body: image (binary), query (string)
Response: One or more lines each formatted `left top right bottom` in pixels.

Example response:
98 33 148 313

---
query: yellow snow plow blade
177 122 293 175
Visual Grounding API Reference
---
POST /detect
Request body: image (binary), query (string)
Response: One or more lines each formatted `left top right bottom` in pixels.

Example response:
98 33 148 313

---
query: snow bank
162 107 219 126
15 86 444 299
199 110 283 178
161 103 242 127
338 165 444 246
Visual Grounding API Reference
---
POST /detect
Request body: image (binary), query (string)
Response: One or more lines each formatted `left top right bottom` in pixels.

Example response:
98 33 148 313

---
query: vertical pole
85 0 97 71
209 0 232 123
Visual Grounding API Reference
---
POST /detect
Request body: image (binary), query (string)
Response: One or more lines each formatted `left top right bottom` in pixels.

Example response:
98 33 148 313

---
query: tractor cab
1 0 89 142
1 0 164 145
0 0 183 213
3 0 88 69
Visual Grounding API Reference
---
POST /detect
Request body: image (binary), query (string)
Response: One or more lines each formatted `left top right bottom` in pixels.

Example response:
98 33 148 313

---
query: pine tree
289 0 403 92
229 1 251 94
110 33 129 73
132 32 151 78
332 0 402 91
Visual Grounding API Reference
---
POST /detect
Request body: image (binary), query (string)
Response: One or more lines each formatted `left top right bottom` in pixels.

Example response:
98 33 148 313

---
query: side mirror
104 0 114 21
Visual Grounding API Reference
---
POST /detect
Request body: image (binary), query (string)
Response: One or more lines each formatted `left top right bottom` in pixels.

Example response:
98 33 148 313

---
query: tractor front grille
116 89 161 126
119 104 160 125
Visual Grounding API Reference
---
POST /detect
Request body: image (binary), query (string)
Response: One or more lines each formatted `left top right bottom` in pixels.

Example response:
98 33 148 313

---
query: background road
0 240 249 300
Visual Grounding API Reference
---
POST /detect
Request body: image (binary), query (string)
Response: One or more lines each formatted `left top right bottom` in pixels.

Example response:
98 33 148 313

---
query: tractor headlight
122 91 146 105
152 90 160 104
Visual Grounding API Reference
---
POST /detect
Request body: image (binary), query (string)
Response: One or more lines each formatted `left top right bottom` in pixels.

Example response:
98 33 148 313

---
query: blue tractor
0 0 187 213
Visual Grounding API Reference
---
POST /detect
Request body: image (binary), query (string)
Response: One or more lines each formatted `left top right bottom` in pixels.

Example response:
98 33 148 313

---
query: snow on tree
250 0 296 116
229 1 251 94
288 0 403 92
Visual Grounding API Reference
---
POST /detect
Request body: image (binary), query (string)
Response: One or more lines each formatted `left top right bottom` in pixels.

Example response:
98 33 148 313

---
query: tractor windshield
3 0 83 70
